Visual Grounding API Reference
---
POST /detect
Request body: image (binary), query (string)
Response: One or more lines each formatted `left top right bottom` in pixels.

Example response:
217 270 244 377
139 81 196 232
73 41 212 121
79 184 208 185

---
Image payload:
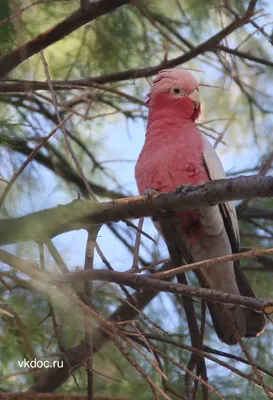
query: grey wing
201 134 240 248
202 135 265 337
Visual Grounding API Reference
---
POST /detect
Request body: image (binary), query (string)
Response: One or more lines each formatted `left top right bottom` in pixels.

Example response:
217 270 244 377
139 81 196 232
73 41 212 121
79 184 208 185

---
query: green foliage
82 8 152 74
0 0 15 55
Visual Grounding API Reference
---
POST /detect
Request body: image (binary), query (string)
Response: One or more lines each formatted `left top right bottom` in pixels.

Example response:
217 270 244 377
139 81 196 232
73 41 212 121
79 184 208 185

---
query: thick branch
0 0 131 78
0 7 263 86
1 48 270 93
0 175 273 245
0 393 133 400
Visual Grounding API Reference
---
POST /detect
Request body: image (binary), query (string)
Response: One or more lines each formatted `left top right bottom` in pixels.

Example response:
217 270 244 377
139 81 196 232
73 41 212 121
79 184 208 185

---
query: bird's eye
170 85 185 97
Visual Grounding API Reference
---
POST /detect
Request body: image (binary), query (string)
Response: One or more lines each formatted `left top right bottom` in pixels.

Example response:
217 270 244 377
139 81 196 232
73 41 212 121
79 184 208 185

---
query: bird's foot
144 188 158 201
175 183 194 195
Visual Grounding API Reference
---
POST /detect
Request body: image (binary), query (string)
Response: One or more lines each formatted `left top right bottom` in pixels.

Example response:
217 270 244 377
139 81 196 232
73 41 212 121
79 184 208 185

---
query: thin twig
40 51 98 203
0 114 72 208
55 267 273 314
131 218 144 271
236 334 273 399
113 331 171 400
84 229 99 400
129 331 273 393
153 247 273 280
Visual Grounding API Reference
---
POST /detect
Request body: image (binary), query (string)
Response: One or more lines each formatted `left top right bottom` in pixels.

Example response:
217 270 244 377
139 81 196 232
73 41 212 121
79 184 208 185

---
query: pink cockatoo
135 69 265 345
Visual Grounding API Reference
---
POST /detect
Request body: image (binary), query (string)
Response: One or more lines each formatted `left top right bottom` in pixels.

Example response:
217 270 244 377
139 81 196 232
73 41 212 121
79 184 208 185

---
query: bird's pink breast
135 121 209 243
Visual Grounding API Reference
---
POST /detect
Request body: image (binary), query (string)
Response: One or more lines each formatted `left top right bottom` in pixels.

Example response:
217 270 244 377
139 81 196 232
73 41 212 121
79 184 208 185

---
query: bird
135 68 265 345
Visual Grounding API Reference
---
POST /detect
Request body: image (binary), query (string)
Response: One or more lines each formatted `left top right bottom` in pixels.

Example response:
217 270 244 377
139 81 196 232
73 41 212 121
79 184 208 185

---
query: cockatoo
135 69 265 345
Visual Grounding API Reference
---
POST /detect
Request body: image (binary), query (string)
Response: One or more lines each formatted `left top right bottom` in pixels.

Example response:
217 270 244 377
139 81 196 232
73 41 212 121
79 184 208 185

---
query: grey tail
157 214 266 345
216 203 266 342
206 302 246 345
206 261 265 345
234 261 266 337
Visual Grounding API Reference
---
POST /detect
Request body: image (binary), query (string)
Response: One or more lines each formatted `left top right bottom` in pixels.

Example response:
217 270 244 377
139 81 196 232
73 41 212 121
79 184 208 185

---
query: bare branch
0 249 271 314
153 248 273 279
0 175 273 245
0 6 267 91
0 394 134 400
0 0 131 78
2 40 273 93
55 268 273 314
29 262 170 392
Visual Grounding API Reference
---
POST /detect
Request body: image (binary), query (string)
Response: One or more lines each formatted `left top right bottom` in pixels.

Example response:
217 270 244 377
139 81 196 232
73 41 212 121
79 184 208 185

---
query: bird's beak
188 89 200 109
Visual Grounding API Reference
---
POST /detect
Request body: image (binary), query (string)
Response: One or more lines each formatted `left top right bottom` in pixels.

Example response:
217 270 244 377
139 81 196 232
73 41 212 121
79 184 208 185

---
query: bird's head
147 69 201 122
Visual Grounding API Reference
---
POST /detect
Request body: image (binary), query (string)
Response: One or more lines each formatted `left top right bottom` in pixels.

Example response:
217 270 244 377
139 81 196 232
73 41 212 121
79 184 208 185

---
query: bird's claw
175 183 194 195
144 188 158 201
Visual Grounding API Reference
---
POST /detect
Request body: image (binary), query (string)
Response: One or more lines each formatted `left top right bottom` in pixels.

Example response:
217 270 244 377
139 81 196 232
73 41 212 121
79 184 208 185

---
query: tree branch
237 206 273 220
0 394 134 400
0 5 264 87
0 249 272 315
4 135 123 199
54 268 272 314
29 262 170 392
0 175 273 246
0 0 131 78
1 43 271 94
214 45 273 68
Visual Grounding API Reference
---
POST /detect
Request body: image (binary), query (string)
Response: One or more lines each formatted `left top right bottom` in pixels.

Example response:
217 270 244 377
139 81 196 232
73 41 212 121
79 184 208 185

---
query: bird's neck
146 108 197 140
